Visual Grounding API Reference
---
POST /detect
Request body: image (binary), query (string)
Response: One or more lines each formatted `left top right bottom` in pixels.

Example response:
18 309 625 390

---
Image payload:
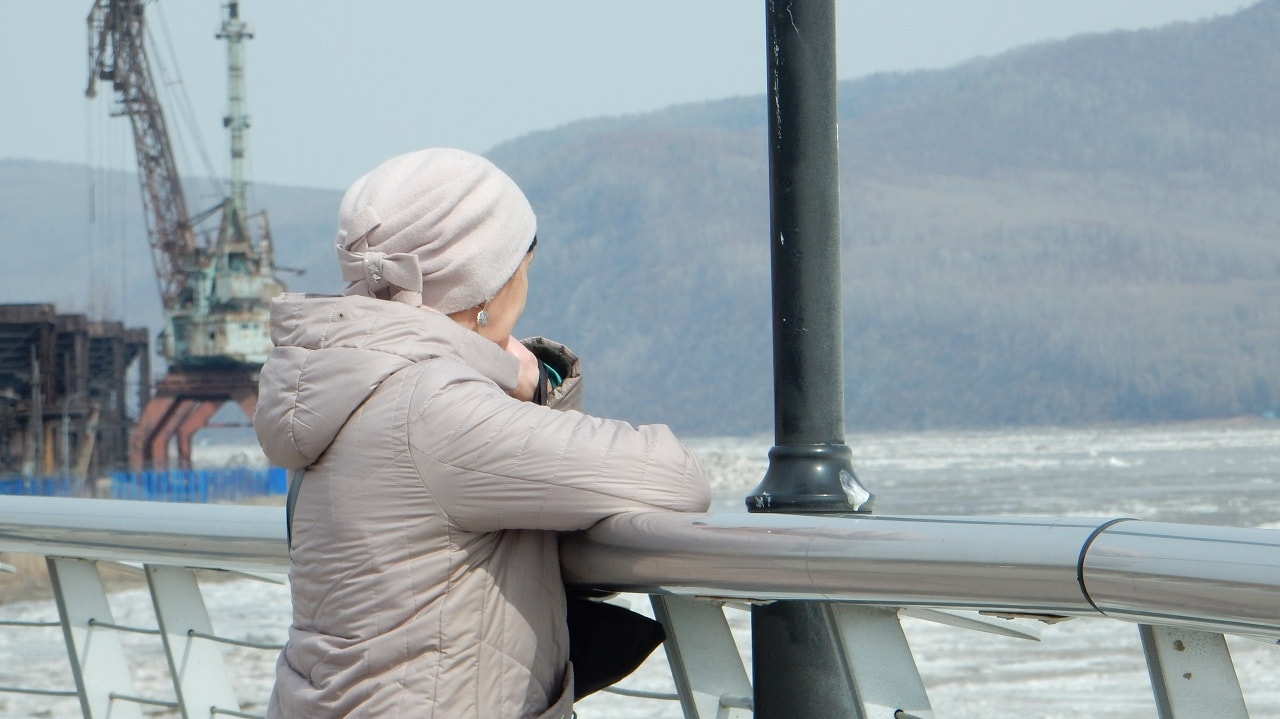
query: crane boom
86 0 196 309
85 0 283 371
84 0 284 471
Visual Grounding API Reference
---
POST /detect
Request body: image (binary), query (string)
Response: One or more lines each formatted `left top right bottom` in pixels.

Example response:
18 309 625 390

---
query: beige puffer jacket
254 293 710 719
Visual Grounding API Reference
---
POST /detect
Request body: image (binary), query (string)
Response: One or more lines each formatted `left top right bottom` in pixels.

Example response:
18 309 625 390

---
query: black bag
567 594 666 699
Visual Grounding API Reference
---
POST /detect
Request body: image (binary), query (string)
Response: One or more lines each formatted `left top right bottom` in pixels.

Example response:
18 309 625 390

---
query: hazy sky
2 0 1254 190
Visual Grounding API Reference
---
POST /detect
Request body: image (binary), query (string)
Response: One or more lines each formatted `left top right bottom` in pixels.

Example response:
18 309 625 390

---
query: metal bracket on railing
147 564 243 719
1140 624 1249 719
38 556 268 719
901 607 1045 641
826 604 934 719
652 595 754 719
47 556 147 719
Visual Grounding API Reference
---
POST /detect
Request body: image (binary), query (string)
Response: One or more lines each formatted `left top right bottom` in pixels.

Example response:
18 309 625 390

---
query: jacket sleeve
522 336 582 412
408 372 711 533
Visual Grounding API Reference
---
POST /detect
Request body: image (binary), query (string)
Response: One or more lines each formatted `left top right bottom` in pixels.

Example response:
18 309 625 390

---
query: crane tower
86 0 283 470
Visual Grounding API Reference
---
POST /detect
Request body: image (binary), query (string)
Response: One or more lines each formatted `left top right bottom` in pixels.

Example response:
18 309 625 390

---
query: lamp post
747 2 879 716
747 0 873 517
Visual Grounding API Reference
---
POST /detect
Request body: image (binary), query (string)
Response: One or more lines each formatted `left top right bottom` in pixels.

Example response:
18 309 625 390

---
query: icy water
2 420 1278 718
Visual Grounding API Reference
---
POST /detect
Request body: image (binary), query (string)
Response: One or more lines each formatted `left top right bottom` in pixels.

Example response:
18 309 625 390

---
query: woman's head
334 148 536 321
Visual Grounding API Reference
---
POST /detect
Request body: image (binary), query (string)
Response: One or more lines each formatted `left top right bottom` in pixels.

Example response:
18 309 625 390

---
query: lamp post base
746 443 875 514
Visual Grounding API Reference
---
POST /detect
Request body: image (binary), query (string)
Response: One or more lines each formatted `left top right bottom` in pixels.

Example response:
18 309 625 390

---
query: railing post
1139 624 1249 719
147 564 243 718
47 557 145 719
651 596 753 719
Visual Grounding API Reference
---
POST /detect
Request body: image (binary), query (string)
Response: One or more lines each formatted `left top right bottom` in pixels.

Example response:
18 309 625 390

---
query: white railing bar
1084 521 1280 635
562 512 1280 639
3 496 1279 640
566 513 1102 611
0 496 286 573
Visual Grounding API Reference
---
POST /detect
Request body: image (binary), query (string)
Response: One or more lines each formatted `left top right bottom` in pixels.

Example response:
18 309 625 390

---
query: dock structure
0 303 149 490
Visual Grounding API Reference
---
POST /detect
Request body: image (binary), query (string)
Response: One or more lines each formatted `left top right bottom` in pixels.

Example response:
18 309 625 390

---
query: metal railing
0 494 1277 717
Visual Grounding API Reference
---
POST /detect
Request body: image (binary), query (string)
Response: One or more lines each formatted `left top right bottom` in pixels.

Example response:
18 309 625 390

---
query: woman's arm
410 374 710 533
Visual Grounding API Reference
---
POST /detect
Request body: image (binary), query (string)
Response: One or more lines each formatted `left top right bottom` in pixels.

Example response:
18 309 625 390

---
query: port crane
86 0 283 470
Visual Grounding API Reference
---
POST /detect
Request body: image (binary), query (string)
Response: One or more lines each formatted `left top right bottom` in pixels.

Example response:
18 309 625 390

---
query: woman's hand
503 336 541 402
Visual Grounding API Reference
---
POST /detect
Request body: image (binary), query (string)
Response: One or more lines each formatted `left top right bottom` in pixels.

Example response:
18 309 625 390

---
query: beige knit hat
335 148 536 313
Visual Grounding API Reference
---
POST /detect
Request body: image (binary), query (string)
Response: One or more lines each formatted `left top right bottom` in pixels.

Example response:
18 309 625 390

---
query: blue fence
111 468 288 502
0 476 77 497
0 468 287 503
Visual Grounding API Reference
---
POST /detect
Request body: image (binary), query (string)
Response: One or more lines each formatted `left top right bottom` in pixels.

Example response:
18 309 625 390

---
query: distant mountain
5 0 1279 435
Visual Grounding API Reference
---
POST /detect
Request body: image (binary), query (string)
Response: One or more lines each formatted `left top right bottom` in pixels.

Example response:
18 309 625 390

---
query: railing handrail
0 495 284 574
561 512 1280 640
2 495 1278 640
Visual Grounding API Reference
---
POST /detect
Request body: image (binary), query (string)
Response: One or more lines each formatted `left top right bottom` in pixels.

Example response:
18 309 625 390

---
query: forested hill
6 1 1280 434
490 0 1280 432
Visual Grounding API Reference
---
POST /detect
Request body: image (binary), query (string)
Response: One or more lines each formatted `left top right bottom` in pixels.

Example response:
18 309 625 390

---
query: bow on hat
335 205 424 306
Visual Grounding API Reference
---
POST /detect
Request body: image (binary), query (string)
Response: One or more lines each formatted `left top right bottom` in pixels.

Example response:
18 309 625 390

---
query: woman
254 148 710 718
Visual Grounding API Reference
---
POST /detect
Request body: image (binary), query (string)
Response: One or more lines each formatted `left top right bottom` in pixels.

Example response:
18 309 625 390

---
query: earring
476 308 489 328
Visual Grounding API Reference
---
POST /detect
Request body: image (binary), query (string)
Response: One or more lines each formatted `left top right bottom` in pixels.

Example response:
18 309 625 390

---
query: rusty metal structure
85 0 283 470
0 304 149 490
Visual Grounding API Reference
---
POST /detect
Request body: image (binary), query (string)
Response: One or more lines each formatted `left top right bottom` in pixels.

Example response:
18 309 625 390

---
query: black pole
746 0 873 515
749 3 876 715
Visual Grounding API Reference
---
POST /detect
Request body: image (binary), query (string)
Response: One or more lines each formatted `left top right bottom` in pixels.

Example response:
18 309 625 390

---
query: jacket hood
253 293 517 469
